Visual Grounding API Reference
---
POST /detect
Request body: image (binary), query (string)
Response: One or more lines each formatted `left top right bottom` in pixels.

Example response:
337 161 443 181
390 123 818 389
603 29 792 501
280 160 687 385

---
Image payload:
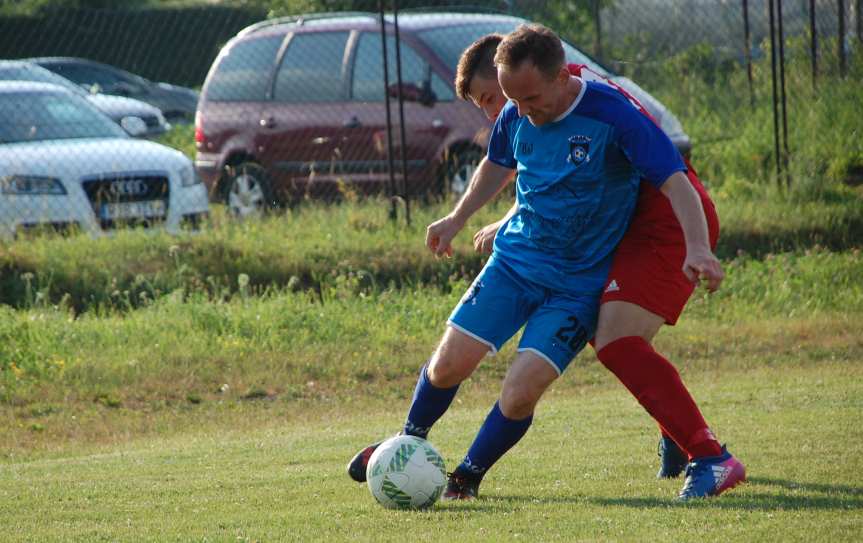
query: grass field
1 360 861 542
1 243 862 541
2 63 862 539
1 15 861 542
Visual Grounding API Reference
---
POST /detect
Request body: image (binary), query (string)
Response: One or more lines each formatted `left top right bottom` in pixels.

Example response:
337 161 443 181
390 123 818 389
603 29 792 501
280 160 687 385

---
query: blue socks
402 363 459 439
403 366 533 481
457 401 533 479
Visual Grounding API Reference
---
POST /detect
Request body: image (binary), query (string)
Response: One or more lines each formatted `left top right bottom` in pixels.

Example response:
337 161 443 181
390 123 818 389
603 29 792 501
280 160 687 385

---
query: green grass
1 249 861 447
155 123 195 160
626 40 863 191
1 183 861 312
1 361 861 542
1 59 861 539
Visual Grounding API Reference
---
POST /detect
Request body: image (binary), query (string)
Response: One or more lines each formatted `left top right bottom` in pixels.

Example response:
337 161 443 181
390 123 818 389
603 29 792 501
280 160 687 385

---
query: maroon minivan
195 12 691 217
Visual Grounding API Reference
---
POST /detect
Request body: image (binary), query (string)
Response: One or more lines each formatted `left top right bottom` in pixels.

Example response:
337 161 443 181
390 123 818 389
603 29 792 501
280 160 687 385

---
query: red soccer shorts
600 171 720 325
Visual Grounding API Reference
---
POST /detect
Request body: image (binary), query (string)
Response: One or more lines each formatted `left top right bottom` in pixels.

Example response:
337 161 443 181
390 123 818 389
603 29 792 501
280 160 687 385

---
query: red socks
596 336 722 459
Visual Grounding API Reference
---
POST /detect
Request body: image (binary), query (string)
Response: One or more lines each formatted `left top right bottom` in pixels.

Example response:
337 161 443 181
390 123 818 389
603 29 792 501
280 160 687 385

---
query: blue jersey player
348 24 745 501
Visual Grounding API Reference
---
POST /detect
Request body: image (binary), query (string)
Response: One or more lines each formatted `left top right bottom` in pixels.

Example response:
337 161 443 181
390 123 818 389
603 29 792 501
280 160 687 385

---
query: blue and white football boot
678 445 746 501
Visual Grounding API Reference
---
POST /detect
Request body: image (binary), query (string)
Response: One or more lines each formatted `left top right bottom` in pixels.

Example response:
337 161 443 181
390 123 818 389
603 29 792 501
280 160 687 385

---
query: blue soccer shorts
447 256 600 375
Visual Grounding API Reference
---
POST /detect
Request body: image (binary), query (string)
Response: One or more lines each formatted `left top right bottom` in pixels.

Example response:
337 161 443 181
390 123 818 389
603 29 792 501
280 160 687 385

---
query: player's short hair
455 33 505 101
494 24 565 80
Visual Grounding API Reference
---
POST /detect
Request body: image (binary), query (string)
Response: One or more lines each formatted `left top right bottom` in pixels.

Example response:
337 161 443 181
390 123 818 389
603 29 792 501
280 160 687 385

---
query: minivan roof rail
238 12 380 37
398 6 513 15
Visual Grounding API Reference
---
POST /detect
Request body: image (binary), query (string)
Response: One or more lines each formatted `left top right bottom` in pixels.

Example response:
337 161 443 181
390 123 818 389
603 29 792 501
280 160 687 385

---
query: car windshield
0 65 87 96
416 21 611 77
0 91 127 143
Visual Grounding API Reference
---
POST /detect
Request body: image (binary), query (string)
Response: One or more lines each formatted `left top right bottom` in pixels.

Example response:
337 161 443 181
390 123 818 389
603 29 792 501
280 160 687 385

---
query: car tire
441 146 483 198
222 162 274 219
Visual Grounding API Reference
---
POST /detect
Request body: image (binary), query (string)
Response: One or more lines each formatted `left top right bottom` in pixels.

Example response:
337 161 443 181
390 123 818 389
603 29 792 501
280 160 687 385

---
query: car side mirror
120 116 147 137
418 80 437 107
387 81 436 107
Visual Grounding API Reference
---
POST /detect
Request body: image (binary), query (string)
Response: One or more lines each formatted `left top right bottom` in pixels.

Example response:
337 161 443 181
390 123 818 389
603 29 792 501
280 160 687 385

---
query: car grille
81 174 170 229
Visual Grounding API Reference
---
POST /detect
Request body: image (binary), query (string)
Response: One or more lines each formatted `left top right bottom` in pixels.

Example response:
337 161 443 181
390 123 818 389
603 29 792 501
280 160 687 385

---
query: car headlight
178 163 201 187
1 175 67 195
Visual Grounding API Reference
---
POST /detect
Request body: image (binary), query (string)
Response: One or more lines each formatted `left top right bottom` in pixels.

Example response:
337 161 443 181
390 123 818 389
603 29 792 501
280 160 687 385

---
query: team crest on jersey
568 135 591 165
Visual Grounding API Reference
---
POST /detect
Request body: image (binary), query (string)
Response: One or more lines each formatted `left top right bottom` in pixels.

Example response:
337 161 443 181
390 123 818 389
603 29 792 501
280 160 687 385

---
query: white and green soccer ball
366 435 447 509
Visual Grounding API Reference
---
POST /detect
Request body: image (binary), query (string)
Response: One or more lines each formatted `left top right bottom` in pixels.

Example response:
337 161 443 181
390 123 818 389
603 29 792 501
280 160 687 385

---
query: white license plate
101 200 166 220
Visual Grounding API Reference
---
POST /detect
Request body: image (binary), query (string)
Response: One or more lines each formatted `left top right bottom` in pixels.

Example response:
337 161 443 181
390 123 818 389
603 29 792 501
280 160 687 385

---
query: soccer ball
366 435 447 509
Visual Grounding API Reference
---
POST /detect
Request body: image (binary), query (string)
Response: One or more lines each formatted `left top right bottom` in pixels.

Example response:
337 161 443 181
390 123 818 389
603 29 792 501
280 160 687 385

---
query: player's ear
556 65 570 83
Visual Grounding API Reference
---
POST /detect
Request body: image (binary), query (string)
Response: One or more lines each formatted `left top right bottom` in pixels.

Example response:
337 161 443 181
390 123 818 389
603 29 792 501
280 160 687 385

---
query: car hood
153 82 199 110
156 82 199 99
0 138 189 177
86 93 162 121
609 76 689 146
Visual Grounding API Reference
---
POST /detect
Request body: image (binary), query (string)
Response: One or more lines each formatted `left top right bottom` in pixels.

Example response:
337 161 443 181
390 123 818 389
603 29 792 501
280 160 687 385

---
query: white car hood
609 76 687 143
0 138 189 178
86 94 162 121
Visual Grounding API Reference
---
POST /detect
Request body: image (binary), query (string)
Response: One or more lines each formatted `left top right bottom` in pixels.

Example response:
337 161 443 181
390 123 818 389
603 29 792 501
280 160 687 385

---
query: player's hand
472 221 500 254
425 214 463 257
682 247 724 292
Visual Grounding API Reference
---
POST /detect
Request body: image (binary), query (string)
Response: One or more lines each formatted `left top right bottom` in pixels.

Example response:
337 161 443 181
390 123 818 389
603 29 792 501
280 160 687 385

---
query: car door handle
260 117 277 128
343 116 361 128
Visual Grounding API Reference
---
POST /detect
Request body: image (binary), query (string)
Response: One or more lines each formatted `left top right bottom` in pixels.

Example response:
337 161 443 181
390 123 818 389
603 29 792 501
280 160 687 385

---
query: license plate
100 200 166 220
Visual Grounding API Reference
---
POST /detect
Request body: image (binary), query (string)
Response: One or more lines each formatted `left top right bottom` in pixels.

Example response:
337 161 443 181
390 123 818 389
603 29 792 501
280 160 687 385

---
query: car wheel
442 147 483 197
223 162 273 219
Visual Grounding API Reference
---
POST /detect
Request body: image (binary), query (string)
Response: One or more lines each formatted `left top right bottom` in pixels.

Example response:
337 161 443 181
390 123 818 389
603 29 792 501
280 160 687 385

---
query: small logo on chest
518 141 534 156
568 135 592 165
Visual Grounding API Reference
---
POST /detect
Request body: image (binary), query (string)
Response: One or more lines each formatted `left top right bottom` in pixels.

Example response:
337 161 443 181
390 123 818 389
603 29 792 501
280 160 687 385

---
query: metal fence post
743 0 755 107
810 0 818 89
378 1 397 221
392 0 411 226
777 0 791 187
768 0 783 185
593 0 603 59
858 0 862 43
839 0 848 77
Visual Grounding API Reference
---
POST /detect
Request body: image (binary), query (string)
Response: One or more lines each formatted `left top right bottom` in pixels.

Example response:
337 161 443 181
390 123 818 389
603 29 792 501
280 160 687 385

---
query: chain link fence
0 0 860 239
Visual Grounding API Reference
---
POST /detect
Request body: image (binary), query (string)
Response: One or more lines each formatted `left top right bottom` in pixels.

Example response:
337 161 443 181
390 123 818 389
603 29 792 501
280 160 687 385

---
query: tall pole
392 0 411 226
593 0 603 59
378 1 397 221
839 0 848 77
858 0 862 43
743 0 755 107
810 0 818 89
768 0 782 184
777 0 791 186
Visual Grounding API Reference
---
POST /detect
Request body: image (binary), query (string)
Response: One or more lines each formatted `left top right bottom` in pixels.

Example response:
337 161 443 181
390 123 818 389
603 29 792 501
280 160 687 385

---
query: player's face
498 62 569 127
468 74 507 121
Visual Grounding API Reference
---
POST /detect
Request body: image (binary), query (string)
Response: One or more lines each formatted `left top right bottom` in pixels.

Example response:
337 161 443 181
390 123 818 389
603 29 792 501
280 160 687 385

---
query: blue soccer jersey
487 79 686 294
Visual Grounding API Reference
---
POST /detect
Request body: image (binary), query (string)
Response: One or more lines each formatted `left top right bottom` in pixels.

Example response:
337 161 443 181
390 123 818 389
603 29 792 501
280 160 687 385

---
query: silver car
0 60 170 138
0 82 208 239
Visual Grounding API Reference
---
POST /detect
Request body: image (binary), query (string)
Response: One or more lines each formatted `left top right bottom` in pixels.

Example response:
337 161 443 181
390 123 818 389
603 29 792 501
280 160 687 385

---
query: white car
0 81 208 239
0 60 170 138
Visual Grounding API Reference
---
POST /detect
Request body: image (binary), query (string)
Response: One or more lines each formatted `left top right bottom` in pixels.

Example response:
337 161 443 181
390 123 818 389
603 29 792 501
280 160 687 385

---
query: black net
0 0 860 238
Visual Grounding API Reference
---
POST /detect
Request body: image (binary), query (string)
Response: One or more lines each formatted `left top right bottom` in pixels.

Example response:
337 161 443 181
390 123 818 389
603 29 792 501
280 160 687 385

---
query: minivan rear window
206 36 283 101
274 32 349 103
352 33 430 102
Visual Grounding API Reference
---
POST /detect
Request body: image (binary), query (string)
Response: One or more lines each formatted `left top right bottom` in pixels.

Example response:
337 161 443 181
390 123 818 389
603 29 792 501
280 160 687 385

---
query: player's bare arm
473 201 518 254
426 157 513 257
660 172 724 291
